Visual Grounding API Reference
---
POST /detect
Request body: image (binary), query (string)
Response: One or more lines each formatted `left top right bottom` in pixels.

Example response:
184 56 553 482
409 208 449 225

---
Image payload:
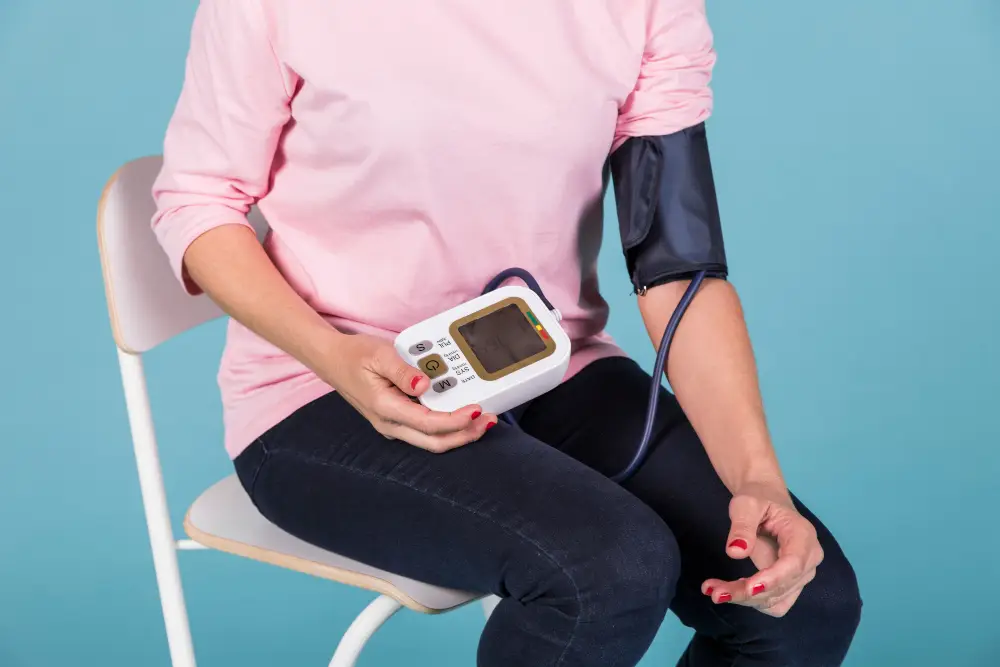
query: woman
152 1 862 665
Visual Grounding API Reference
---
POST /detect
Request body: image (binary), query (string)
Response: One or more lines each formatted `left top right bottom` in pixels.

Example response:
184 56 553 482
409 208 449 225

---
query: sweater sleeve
613 0 716 151
151 0 297 294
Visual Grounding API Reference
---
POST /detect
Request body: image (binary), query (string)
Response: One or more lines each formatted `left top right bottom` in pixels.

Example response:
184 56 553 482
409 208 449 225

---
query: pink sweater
151 0 716 459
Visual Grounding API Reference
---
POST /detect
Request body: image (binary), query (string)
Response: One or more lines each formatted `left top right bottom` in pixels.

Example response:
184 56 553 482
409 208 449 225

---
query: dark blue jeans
234 357 861 666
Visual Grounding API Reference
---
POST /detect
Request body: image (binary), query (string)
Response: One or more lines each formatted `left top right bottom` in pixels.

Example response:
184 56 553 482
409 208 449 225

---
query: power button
417 354 447 379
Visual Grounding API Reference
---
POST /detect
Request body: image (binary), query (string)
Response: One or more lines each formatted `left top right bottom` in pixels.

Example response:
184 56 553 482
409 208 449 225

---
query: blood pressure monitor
395 285 571 415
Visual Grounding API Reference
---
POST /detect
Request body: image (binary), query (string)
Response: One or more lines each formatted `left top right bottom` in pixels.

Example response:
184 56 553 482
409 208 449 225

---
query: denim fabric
235 357 861 666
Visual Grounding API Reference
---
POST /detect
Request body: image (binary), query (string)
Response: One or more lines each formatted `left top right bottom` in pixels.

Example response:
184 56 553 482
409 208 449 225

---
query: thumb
726 494 765 559
373 345 425 396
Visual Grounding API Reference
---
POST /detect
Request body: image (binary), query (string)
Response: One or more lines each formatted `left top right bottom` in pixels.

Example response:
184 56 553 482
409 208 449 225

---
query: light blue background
1 1 998 665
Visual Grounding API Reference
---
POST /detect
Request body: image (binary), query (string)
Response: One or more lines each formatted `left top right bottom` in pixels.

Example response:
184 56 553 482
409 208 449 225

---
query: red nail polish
752 583 766 596
471 411 482 420
705 587 714 595
411 376 421 390
728 539 748 550
485 421 497 431
717 593 732 603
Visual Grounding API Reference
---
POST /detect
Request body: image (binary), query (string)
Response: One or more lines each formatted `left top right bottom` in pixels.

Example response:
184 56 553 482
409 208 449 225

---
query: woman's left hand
701 482 824 617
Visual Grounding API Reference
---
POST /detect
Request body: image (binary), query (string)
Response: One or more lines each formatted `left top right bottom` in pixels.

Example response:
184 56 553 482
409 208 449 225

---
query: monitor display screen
456 304 546 375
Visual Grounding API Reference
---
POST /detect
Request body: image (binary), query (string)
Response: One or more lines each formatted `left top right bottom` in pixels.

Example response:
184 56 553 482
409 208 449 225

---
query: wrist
735 466 792 504
298 320 349 380
723 441 789 497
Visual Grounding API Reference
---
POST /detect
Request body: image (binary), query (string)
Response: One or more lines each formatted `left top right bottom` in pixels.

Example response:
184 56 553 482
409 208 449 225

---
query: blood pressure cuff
610 122 728 293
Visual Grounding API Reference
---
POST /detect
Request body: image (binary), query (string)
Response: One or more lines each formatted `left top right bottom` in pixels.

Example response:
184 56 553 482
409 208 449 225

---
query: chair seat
183 475 480 614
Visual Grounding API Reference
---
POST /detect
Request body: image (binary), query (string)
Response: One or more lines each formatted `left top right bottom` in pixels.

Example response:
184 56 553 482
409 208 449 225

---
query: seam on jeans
246 437 271 504
268 447 583 664
704 597 739 635
706 602 744 667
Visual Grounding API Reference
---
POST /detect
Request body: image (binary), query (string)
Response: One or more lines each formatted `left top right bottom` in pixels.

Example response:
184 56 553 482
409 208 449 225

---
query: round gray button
432 377 458 393
408 340 434 356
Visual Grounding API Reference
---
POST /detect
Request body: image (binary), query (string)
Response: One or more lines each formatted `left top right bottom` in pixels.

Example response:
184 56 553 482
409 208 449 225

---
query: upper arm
613 0 716 150
151 0 298 294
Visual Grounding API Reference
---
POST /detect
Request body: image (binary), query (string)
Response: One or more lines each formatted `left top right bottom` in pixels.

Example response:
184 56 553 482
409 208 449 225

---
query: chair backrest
97 156 267 353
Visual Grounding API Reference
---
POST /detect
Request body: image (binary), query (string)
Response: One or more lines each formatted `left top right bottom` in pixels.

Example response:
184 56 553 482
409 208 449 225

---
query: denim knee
749 548 863 665
809 555 863 658
566 498 680 622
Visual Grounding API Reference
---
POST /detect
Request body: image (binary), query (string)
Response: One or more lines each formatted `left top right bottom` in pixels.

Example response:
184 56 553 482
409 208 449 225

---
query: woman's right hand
322 332 496 452
178 226 494 453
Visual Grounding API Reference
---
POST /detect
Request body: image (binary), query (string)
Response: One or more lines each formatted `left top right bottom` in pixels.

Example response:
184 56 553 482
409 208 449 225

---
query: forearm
639 279 789 497
182 224 344 375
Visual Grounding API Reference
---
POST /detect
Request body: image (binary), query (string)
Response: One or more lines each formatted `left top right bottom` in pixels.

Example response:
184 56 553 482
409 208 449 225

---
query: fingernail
411 376 421 390
728 539 748 550
717 593 732 603
705 587 714 595
485 421 497 431
752 583 766 596
471 411 482 420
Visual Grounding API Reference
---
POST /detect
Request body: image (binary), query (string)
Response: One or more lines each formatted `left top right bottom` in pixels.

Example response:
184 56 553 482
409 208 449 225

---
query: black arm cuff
610 122 728 293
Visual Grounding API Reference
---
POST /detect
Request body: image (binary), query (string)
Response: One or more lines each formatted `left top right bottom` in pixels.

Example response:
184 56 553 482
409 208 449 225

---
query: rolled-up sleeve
613 0 716 150
151 0 297 294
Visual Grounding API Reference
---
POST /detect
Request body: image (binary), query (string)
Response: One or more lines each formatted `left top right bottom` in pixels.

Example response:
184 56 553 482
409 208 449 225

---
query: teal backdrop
2 1 998 665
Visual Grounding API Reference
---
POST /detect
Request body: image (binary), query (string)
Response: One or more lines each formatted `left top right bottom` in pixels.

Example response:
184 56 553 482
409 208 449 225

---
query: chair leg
481 595 501 620
328 595 403 667
118 351 197 667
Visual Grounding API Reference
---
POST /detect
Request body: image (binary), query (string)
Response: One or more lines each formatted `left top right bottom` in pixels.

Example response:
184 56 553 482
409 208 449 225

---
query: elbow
150 201 256 296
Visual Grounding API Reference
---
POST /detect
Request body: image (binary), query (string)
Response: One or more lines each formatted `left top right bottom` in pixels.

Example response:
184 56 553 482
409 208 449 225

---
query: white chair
97 156 499 666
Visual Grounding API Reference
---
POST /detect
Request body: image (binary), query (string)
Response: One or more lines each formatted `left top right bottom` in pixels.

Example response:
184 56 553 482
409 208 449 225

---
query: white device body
394 285 571 415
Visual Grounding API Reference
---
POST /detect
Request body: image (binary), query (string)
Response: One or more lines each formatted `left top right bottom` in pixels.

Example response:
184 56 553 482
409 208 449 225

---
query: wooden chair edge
182 507 475 616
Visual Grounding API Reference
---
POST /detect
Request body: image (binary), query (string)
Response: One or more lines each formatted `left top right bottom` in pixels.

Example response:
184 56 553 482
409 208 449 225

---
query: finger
703 563 816 611
375 388 487 435
756 589 801 617
756 575 810 617
383 416 497 453
742 564 815 613
761 592 799 618
701 578 749 605
727 494 766 559
371 345 427 396
367 347 486 432
743 530 815 599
